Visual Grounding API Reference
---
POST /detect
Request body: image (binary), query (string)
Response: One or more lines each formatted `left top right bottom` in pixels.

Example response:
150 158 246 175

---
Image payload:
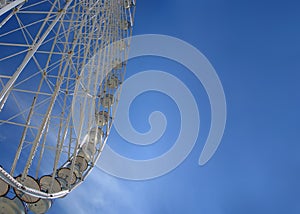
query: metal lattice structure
0 0 136 213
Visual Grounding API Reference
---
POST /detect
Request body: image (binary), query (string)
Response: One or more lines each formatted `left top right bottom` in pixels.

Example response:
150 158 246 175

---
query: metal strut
0 0 25 16
0 0 73 104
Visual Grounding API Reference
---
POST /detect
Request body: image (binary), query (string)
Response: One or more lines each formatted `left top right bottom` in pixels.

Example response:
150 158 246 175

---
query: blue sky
1 0 299 213
50 0 300 213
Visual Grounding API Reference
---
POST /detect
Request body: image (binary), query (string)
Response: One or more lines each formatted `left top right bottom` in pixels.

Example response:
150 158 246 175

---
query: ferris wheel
0 0 136 213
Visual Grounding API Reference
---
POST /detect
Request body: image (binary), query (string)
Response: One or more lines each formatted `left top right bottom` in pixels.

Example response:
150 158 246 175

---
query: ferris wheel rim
0 0 136 207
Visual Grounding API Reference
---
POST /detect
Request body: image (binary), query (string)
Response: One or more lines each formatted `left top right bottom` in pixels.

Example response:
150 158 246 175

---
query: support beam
0 0 25 16
0 0 73 105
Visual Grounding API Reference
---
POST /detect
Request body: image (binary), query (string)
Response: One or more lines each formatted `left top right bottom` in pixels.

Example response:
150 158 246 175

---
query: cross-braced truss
0 0 136 213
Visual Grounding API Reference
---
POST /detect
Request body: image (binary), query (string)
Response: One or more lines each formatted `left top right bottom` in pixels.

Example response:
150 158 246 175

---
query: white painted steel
0 0 136 209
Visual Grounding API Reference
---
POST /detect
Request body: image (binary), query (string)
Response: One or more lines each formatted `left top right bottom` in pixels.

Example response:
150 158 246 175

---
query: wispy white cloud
0 133 6 143
52 169 140 214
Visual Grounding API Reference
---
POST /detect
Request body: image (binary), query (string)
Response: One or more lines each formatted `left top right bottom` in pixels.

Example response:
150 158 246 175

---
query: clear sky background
47 0 299 213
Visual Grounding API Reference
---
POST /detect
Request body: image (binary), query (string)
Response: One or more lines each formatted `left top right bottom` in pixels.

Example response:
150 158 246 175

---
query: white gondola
100 94 114 108
112 58 124 70
0 178 9 197
27 175 59 213
120 20 130 30
74 156 88 173
56 168 76 190
67 156 88 179
114 62 123 70
79 128 104 162
28 199 52 214
39 176 62 193
55 178 68 191
118 39 127 51
14 175 40 203
107 75 120 89
124 0 132 9
0 1 5 7
96 111 109 126
0 197 26 214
